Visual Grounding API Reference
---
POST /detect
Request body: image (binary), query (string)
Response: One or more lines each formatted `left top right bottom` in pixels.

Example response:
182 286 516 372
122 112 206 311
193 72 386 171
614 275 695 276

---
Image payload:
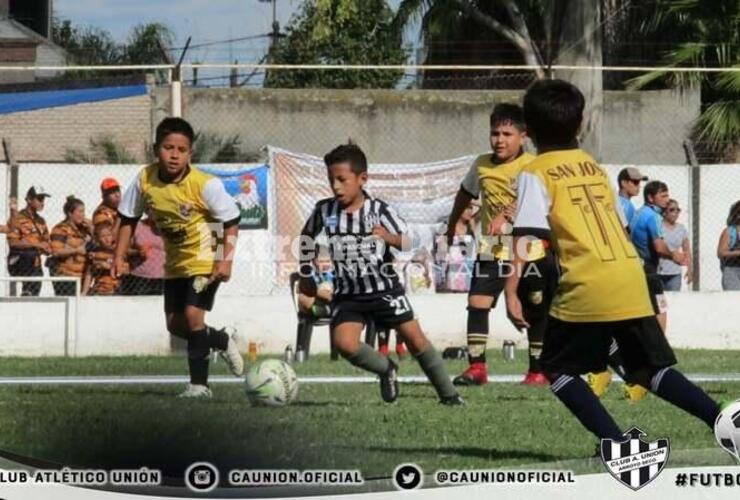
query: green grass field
0 349 737 479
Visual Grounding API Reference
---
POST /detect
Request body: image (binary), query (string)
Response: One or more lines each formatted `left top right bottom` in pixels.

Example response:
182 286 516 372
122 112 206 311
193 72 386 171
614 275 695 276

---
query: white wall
1 291 738 357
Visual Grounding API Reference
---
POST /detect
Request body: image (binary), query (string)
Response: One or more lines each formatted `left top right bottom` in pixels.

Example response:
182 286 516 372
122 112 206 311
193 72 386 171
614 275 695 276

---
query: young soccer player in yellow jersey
113 118 244 399
506 79 720 443
446 104 557 386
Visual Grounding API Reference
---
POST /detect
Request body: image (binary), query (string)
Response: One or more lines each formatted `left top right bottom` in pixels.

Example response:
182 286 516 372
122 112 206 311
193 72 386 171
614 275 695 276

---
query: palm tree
626 0 739 161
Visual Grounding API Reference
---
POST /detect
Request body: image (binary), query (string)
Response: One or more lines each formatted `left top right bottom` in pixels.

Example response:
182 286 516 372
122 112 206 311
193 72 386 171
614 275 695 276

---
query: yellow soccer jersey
118 163 240 278
461 152 541 260
513 149 653 322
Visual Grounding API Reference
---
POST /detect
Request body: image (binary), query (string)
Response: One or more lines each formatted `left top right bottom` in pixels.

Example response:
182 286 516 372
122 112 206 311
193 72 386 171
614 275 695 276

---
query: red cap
100 177 120 192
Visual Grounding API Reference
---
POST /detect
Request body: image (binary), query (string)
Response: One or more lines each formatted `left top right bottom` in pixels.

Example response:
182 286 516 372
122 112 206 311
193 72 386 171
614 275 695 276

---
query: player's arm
376 204 410 250
113 174 145 278
504 172 552 330
203 178 241 283
446 163 479 245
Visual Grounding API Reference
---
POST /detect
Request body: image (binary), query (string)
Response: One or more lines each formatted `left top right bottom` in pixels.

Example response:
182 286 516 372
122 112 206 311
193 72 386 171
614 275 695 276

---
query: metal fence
0 65 738 296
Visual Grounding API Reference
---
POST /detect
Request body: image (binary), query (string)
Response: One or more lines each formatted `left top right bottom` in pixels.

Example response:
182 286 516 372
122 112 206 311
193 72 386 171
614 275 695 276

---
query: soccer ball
245 359 298 407
714 400 740 459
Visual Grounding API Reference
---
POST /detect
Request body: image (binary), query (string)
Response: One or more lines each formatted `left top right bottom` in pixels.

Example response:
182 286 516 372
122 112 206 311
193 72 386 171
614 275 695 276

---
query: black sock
551 374 623 441
188 329 210 386
650 368 720 429
607 339 627 378
206 326 229 351
466 307 489 364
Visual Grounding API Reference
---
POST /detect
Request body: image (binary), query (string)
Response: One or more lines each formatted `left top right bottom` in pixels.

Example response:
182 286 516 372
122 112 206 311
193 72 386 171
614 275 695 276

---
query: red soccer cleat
452 362 488 386
378 343 390 357
395 341 408 360
521 371 549 386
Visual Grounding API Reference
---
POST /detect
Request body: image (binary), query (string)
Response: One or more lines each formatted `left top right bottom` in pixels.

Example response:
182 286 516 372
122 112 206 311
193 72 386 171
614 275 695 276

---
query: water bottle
502 340 516 362
295 349 306 363
284 345 294 364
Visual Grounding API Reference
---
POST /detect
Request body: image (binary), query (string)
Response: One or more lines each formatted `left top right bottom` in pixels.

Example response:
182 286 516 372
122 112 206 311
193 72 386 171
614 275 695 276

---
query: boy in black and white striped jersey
298 144 463 405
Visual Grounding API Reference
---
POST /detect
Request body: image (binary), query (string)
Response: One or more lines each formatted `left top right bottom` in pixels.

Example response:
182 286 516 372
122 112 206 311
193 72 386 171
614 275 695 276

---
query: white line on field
0 373 739 385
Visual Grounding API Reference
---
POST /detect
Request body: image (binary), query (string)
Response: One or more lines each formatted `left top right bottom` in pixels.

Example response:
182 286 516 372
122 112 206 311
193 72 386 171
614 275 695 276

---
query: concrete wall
170 87 699 164
2 86 698 164
1 292 738 356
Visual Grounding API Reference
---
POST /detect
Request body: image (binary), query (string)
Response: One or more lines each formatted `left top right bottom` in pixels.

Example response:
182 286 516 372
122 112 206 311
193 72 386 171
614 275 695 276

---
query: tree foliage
264 0 407 89
53 19 174 72
626 0 739 158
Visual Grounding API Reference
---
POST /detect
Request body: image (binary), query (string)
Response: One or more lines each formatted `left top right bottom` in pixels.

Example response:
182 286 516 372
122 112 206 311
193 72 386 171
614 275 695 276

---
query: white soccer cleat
218 327 244 377
177 384 212 399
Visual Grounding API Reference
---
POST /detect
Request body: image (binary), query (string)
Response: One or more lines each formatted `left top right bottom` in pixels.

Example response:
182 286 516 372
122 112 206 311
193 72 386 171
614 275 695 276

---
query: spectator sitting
718 200 740 291
83 222 127 295
49 196 92 296
119 209 165 295
297 245 334 318
658 199 692 291
6 186 52 296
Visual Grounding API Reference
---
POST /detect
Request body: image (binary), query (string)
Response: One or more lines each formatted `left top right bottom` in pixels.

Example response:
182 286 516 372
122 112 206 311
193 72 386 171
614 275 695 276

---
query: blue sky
55 0 415 66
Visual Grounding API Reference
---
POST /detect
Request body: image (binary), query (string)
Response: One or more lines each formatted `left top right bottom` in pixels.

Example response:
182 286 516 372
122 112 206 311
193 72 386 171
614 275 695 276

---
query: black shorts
645 271 667 315
164 276 220 314
469 254 558 307
539 315 677 375
331 290 415 329
517 253 558 313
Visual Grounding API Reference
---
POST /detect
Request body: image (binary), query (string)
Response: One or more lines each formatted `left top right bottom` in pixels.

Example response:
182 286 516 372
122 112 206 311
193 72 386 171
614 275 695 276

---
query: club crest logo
179 203 194 220
326 215 339 229
364 213 380 228
600 427 670 490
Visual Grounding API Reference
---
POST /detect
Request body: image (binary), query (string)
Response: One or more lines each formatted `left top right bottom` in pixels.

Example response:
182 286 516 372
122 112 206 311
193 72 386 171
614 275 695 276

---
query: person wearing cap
93 177 122 236
6 186 52 296
617 167 648 229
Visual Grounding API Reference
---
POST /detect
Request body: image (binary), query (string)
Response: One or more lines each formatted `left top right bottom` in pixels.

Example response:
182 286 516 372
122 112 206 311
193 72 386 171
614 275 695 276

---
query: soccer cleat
379 359 399 403
623 383 648 403
522 371 549 386
587 370 612 398
452 362 488 386
395 342 408 360
439 394 466 406
218 328 244 377
177 384 212 399
378 343 390 357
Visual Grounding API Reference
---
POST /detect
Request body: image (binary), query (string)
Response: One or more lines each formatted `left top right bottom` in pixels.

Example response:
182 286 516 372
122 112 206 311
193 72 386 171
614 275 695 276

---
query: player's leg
332 315 398 403
395 318 463 405
518 258 551 385
453 258 501 386
541 318 624 441
615 317 720 429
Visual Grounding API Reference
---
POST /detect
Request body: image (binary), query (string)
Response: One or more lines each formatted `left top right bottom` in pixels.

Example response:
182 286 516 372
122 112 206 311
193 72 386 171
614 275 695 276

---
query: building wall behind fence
0 93 152 162
168 87 699 165
0 86 699 164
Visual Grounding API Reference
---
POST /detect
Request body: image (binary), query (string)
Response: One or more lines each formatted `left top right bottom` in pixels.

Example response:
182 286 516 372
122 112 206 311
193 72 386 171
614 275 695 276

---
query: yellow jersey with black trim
512 149 653 322
118 163 240 279
466 152 543 260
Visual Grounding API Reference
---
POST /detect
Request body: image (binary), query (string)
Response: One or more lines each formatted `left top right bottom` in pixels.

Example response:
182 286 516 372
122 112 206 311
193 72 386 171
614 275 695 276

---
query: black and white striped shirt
300 193 408 297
